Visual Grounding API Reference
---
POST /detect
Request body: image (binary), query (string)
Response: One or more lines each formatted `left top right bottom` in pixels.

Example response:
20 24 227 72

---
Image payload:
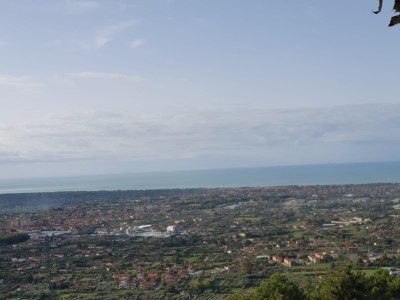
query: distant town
1 184 400 299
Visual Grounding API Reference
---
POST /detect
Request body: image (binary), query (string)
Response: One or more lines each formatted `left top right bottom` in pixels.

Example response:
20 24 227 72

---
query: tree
253 273 306 300
368 269 393 300
227 293 251 300
374 0 400 26
189 278 213 292
165 284 177 294
228 268 400 300
0 232 29 245
240 257 252 274
388 276 400 297
310 265 369 300
366 269 400 300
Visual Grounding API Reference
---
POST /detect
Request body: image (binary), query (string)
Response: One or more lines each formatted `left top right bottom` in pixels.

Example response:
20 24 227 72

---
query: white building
167 225 177 235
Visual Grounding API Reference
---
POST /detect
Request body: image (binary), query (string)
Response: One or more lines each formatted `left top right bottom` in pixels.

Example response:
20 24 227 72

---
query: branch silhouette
374 0 400 26
373 0 383 13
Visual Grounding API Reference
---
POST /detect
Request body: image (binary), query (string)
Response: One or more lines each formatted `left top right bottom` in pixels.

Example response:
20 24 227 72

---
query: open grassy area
63 244 78 251
235 216 262 222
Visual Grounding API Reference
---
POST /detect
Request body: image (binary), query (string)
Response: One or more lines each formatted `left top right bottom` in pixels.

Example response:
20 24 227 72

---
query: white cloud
129 39 146 49
80 20 137 50
2 104 400 167
94 36 109 48
0 74 42 94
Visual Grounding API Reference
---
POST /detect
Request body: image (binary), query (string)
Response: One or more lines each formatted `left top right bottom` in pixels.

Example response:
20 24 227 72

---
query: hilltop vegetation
229 266 400 299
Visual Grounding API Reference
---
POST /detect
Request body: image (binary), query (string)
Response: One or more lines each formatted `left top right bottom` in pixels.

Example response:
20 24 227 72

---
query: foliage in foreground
374 0 400 26
228 266 400 300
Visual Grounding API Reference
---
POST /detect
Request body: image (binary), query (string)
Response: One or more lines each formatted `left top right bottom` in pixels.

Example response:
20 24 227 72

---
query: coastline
1 161 400 194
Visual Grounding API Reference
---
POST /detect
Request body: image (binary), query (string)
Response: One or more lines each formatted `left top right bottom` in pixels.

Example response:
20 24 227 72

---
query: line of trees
228 265 400 300
0 232 30 245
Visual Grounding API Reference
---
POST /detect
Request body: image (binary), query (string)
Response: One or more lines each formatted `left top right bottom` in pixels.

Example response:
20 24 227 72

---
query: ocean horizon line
1 161 400 195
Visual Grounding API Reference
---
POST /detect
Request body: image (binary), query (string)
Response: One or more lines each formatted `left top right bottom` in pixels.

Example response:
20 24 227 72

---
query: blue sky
1 0 400 179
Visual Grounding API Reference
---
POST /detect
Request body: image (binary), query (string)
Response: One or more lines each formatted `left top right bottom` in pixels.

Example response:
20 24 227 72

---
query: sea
1 161 400 194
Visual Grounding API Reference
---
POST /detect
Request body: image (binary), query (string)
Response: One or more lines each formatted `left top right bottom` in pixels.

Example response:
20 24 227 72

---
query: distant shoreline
1 161 400 195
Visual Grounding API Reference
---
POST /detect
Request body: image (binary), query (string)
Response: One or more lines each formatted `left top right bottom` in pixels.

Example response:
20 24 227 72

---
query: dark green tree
0 232 29 245
228 268 400 300
253 273 306 300
388 276 400 297
368 269 393 300
310 265 369 300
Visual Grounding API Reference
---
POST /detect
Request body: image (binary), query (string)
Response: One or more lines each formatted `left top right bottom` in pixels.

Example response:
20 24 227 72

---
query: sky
1 0 400 179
